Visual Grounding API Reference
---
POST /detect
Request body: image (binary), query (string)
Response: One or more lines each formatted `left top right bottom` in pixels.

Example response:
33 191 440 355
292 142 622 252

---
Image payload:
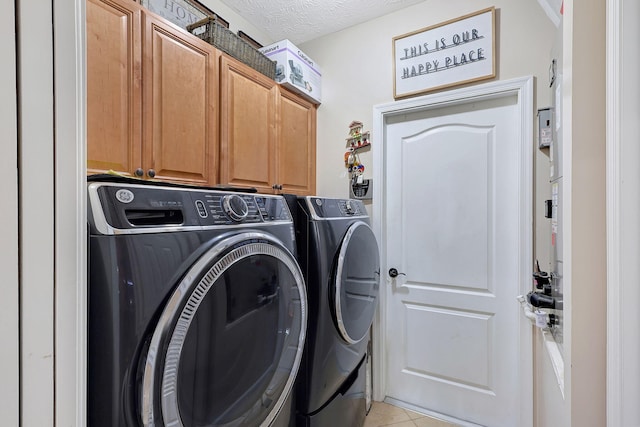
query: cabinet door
219 55 277 193
86 0 141 177
277 88 317 195
142 13 218 186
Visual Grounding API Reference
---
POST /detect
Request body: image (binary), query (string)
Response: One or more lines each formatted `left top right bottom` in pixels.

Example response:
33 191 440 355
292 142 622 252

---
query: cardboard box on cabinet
259 39 322 104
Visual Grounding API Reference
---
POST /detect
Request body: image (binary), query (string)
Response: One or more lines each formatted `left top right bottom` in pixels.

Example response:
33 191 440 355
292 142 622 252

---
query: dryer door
141 232 306 427
333 221 381 344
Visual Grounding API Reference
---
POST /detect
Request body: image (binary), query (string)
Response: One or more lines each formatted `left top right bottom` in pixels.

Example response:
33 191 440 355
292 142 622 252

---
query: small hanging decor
343 121 373 200
344 120 370 177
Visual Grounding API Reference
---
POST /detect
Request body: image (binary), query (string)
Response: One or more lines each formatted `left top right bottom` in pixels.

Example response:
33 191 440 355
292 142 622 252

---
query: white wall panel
607 0 640 425
0 1 19 425
18 0 55 423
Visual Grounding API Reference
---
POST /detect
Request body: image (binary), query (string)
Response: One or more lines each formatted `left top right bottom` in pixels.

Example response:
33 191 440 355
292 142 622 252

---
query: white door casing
607 0 640 425
372 76 533 427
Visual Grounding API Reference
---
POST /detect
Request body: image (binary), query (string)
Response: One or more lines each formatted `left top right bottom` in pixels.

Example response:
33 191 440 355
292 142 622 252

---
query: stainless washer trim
334 221 374 344
141 232 307 427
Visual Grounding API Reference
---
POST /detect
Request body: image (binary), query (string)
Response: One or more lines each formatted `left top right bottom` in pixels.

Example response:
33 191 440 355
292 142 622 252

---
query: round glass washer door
141 232 307 427
333 221 380 344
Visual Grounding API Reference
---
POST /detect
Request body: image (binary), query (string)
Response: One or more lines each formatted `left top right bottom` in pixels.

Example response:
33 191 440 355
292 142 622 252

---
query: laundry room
8 0 634 426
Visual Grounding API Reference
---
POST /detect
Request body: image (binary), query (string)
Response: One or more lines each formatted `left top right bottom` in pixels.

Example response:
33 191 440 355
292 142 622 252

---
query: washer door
333 221 381 344
141 232 306 427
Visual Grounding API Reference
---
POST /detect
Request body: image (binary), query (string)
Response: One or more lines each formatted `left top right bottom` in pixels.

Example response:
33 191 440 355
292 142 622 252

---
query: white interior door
379 83 532 426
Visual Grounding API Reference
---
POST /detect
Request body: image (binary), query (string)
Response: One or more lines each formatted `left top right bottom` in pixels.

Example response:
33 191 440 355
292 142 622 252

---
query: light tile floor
363 401 459 427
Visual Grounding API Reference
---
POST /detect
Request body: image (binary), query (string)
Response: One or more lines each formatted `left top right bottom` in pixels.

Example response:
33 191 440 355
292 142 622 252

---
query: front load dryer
292 197 380 427
87 181 307 426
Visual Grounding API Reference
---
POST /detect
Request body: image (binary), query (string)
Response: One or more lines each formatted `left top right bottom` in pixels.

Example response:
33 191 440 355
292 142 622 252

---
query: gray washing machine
87 181 307 426
291 197 380 427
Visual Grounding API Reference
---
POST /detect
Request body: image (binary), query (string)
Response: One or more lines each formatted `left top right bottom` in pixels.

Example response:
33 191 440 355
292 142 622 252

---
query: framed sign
139 0 228 30
393 7 495 99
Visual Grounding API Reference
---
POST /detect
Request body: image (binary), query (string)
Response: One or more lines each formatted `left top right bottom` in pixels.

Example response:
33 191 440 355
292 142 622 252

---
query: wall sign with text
393 7 496 99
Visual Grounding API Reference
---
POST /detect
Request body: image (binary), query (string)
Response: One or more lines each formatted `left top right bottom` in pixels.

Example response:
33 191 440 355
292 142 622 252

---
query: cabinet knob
272 184 283 191
147 169 156 178
134 168 144 177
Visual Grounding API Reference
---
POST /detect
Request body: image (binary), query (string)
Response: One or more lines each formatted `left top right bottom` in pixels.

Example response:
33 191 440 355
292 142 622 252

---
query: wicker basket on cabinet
187 17 276 79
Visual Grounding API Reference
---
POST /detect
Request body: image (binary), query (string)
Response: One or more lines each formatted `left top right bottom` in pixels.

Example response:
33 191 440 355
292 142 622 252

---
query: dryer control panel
88 183 292 234
306 197 367 219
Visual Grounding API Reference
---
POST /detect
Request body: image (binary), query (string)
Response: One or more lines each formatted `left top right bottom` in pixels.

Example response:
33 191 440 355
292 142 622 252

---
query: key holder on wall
344 121 373 200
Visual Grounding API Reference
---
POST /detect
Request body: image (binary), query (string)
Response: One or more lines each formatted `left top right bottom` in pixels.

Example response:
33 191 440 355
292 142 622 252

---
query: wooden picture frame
139 0 228 30
393 7 496 99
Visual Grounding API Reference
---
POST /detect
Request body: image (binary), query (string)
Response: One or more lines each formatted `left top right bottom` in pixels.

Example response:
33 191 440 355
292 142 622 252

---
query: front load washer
87 181 307 427
292 197 380 427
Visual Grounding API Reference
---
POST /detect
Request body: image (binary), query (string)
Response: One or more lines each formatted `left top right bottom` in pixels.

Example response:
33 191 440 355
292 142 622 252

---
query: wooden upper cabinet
219 55 317 195
86 0 141 177
142 12 218 185
277 87 317 195
86 0 218 186
219 55 278 193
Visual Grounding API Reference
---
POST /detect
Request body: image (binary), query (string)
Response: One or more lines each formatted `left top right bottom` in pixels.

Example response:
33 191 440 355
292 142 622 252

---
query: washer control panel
193 193 291 225
91 183 292 230
307 197 367 219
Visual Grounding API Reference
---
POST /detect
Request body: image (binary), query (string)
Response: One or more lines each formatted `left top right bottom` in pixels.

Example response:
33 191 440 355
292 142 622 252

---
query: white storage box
259 40 322 104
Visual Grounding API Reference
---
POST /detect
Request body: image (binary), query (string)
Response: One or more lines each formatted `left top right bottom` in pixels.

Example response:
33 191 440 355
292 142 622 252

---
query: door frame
372 76 534 425
606 0 640 424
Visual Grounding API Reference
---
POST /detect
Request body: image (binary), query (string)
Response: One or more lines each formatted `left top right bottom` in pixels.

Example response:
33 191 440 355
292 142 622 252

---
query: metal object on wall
344 121 372 199
350 178 373 200
548 49 564 352
537 107 552 149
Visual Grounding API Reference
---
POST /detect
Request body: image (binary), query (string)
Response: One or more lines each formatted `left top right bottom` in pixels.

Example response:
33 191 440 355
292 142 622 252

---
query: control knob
223 195 249 222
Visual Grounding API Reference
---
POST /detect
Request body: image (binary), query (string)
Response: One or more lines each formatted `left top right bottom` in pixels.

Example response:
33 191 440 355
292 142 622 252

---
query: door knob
388 268 406 278
147 169 156 178
134 168 144 177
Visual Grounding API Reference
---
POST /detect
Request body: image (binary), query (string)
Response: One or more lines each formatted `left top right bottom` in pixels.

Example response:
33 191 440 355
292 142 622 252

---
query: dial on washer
223 195 249 222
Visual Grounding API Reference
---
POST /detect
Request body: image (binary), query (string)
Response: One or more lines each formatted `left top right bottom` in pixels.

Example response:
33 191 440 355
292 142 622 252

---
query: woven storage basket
187 17 276 80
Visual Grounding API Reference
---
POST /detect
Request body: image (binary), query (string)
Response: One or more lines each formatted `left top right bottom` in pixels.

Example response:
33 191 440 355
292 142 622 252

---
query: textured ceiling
217 0 426 45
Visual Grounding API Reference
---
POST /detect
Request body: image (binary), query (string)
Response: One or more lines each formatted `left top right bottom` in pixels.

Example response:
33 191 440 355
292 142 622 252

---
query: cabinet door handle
147 169 156 178
271 184 283 191
134 168 144 177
